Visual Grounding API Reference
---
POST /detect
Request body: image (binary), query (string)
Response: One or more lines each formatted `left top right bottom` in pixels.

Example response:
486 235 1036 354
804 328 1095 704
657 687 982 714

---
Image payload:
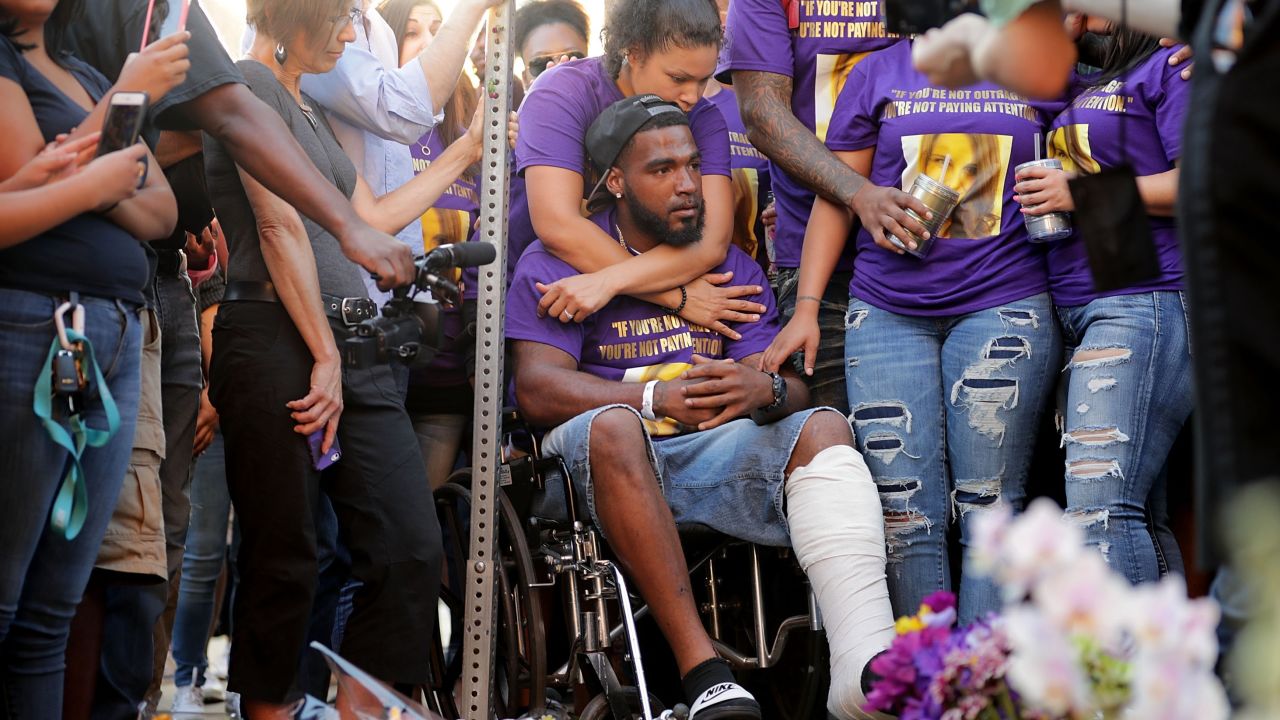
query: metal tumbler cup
1015 158 1073 243
898 173 961 259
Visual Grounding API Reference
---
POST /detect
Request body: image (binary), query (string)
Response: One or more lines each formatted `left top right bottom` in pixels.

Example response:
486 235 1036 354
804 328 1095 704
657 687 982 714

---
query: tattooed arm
733 69 930 242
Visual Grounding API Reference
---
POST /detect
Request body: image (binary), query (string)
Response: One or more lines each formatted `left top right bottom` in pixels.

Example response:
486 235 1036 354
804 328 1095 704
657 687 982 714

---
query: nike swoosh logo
703 683 737 700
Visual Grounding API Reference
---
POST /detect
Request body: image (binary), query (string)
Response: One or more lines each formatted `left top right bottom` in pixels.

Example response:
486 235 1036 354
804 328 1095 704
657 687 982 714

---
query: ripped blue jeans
1056 291 1193 585
844 293 1060 622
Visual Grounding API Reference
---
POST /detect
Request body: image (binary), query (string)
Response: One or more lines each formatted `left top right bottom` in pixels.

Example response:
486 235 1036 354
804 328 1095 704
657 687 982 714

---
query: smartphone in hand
95 91 149 158
140 0 192 50
308 429 342 472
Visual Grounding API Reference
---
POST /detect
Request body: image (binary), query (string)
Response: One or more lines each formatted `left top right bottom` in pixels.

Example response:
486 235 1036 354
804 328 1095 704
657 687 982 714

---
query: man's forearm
191 84 358 242
735 70 868 208
1060 0 1180 38
517 366 644 428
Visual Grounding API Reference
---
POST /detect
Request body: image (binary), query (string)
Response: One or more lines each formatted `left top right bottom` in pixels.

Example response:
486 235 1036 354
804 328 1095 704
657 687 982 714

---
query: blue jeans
844 293 1060 622
1056 291 1193 585
538 405 836 547
0 289 141 719
171 433 228 688
775 268 852 413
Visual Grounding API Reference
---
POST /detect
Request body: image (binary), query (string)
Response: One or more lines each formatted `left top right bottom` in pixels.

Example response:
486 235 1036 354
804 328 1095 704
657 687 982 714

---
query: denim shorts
537 404 837 547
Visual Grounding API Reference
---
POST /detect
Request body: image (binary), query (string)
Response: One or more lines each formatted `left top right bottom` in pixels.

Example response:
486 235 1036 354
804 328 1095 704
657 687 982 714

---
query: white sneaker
201 674 228 702
171 684 204 713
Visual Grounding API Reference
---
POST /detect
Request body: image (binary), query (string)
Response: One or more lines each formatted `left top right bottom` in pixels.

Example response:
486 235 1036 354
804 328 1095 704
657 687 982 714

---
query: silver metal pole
461 2 515 717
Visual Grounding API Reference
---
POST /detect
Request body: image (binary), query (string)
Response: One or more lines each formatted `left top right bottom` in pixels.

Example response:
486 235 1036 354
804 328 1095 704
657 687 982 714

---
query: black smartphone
882 0 974 35
95 91 149 157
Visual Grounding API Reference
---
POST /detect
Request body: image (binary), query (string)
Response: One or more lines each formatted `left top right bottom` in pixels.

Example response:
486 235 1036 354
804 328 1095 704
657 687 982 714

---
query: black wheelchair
425 409 831 720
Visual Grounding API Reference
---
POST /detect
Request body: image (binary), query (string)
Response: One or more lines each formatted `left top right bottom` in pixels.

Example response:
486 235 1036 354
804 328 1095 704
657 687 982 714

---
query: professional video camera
342 242 497 369
883 0 976 35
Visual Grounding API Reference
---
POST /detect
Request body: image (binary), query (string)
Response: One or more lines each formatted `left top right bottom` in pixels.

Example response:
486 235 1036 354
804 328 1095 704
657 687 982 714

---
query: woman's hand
0 133 99 192
680 272 767 341
1014 164 1075 214
116 31 191 102
1160 38 1194 81
760 309 820 375
460 101 519 163
193 386 219 456
850 182 931 255
535 270 619 324
286 355 344 454
86 143 150 212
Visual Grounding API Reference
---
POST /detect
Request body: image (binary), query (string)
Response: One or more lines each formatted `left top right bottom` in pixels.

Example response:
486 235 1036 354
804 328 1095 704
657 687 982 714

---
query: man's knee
589 407 648 458
791 409 855 470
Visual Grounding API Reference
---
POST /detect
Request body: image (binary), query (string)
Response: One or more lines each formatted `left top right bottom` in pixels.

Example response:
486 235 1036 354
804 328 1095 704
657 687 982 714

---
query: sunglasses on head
528 51 586 78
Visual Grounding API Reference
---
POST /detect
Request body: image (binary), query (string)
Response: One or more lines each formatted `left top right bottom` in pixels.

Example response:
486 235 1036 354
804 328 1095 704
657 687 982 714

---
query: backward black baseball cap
585 94 685 176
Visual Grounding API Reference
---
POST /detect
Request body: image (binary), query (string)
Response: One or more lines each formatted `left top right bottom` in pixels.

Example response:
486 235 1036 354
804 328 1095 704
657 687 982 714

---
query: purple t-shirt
509 56 731 268
706 87 773 271
1045 46 1190 306
719 0 900 269
408 127 479 386
506 208 778 438
827 41 1055 316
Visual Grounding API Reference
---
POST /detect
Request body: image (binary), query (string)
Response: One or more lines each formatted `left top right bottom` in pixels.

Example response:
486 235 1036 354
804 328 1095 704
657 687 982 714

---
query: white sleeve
301 33 442 144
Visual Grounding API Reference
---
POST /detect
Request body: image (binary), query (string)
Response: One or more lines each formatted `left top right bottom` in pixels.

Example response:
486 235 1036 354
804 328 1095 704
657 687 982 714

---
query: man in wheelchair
506 95 896 720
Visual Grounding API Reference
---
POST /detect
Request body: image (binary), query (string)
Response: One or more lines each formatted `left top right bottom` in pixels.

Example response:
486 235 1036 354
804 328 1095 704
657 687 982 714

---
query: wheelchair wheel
431 472 547 716
579 688 667 720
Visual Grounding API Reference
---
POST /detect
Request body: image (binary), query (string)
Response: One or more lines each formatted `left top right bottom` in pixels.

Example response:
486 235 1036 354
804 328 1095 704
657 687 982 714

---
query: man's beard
624 192 705 247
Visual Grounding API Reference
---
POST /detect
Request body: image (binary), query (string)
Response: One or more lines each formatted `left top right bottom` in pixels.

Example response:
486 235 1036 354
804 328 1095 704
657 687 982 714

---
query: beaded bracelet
668 285 688 315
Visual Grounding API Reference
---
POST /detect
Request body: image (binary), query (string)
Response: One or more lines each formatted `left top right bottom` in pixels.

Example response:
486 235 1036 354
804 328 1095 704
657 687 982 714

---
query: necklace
298 103 319 131
615 225 636 254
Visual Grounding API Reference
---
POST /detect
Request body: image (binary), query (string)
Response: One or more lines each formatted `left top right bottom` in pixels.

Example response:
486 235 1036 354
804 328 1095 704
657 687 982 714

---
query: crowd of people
0 0 1273 718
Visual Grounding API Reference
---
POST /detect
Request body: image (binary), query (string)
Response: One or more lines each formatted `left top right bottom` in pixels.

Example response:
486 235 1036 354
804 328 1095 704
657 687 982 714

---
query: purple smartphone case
307 430 342 471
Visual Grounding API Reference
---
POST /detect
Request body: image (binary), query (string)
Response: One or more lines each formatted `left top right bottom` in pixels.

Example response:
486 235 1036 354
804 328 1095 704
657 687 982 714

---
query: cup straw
1035 133 1042 161
938 154 951 185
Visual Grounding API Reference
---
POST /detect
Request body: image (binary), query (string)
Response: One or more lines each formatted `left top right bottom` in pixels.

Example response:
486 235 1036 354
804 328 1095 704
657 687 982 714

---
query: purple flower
923 591 957 615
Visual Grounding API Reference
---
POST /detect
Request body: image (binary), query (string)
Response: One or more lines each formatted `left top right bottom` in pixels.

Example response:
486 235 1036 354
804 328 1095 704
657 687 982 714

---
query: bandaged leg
786 445 896 720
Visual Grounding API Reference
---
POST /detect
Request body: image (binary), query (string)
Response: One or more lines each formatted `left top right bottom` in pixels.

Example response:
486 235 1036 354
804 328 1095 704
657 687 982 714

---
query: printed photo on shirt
814 51 871 141
730 166 764 265
1048 124 1104 176
899 133 1011 239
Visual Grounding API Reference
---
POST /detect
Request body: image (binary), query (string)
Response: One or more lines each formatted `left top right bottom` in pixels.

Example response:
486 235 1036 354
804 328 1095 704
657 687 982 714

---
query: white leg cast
785 444 896 720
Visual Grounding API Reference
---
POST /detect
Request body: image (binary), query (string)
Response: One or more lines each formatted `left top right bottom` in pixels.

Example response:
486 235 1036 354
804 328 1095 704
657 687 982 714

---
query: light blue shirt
297 8 442 302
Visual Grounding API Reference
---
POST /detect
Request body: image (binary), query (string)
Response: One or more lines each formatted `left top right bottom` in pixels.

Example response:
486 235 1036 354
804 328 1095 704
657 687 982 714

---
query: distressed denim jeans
1056 291 1193 585
844 293 1060 622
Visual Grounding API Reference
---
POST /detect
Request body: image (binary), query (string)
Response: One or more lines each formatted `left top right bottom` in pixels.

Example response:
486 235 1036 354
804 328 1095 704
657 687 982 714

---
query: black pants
209 301 442 703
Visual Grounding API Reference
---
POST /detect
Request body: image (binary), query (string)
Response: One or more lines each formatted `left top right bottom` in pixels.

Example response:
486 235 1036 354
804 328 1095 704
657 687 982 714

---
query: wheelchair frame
433 415 828 720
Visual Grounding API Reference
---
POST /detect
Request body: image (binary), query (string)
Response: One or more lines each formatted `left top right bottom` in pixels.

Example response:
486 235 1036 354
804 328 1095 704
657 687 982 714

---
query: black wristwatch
751 370 787 424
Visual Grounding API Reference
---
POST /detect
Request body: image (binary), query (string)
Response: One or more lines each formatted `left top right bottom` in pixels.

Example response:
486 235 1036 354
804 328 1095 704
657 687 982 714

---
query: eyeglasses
330 6 364 34
527 51 585 78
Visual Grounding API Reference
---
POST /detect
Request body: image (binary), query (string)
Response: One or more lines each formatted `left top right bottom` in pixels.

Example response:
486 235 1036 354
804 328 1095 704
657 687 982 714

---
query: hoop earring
274 43 288 65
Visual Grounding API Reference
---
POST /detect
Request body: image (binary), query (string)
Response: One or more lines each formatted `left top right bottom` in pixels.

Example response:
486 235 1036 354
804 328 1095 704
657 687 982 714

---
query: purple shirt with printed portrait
1045 46 1190 306
508 56 731 269
719 0 901 270
506 207 777 438
826 41 1057 316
